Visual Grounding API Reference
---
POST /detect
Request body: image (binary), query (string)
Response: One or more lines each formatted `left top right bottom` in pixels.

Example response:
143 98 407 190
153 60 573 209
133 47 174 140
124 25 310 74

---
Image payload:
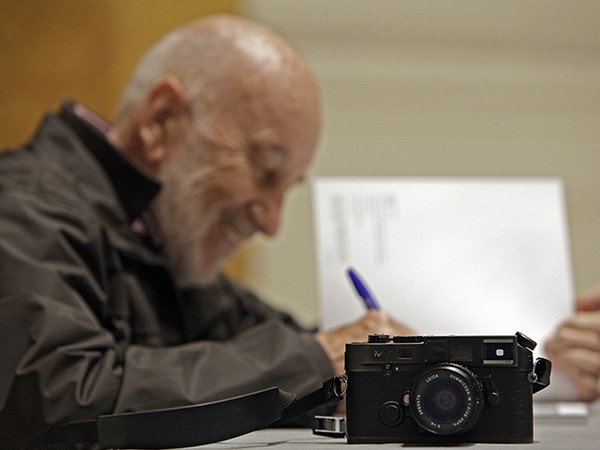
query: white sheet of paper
313 177 574 348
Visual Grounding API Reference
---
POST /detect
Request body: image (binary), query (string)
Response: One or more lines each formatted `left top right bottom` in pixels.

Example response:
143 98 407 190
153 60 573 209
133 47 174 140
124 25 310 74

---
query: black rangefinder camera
345 332 551 444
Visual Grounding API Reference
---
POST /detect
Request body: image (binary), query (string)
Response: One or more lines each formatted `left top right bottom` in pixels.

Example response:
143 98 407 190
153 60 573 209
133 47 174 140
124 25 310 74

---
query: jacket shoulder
0 147 95 218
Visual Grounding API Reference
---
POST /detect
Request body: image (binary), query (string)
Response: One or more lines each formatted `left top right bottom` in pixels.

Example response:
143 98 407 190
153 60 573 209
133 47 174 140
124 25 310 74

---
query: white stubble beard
151 148 219 286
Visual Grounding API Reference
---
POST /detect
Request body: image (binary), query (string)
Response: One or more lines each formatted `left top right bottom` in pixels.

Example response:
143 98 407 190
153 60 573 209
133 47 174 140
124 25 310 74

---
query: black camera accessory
24 376 346 449
313 415 347 438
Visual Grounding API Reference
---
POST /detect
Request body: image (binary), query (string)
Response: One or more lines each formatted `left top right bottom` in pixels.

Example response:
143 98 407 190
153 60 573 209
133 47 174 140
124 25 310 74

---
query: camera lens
410 364 483 435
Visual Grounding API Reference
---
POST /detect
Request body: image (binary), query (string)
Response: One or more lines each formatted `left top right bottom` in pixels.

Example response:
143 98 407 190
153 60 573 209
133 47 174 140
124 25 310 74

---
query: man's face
152 81 320 284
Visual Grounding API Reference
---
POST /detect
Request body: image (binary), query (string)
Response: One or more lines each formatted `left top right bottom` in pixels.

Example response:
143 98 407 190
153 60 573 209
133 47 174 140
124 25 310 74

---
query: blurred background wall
0 1 237 146
240 0 600 327
1 1 598 328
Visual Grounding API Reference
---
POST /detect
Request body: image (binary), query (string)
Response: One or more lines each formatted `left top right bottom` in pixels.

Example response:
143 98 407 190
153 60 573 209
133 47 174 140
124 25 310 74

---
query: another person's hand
315 310 416 377
545 284 600 401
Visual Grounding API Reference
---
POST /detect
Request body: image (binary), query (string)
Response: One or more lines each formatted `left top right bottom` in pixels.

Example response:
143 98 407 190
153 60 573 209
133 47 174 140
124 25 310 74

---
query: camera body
345 332 550 444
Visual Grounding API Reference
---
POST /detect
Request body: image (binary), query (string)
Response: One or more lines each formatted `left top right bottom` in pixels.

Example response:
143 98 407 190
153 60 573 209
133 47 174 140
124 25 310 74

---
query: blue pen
347 267 381 310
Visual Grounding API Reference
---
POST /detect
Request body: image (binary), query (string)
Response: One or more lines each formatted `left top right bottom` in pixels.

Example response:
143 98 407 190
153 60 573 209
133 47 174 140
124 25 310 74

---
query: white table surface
184 402 599 449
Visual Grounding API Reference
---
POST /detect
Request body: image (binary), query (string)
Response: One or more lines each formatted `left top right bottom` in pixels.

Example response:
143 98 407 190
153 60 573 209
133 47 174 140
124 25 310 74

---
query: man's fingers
577 284 600 312
361 310 416 336
546 326 600 355
569 368 600 402
565 311 600 334
558 348 600 376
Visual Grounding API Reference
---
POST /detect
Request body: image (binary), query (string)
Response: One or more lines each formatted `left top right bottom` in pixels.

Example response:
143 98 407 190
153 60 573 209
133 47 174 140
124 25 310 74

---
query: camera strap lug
531 357 552 393
275 374 346 425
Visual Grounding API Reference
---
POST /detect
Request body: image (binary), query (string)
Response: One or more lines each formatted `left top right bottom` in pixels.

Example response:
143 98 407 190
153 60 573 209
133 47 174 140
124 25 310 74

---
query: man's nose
248 189 285 237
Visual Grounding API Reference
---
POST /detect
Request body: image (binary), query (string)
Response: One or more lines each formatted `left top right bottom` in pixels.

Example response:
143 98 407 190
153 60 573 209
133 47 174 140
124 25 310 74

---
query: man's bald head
114 14 318 123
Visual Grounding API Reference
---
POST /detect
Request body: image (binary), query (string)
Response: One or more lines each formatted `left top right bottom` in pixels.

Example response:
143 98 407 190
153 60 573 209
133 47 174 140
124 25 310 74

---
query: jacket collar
58 100 161 222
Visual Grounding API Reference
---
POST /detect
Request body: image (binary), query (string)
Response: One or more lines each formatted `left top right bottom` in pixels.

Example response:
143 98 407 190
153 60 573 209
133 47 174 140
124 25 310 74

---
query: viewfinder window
483 339 515 364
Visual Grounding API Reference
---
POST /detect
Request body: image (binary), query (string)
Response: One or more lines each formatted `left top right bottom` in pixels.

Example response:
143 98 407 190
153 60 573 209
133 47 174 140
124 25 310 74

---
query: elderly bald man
0 14 413 448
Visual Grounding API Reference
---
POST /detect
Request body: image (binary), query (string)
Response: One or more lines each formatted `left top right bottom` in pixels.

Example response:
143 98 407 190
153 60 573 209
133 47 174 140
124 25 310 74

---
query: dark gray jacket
0 103 333 449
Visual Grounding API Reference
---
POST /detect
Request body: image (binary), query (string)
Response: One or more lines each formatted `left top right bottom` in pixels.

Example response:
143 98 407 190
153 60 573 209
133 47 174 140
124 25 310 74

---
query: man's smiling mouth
222 219 254 246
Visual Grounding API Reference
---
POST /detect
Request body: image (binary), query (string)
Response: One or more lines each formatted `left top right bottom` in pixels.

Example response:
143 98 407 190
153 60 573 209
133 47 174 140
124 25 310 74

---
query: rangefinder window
483 339 515 365
398 348 413 359
424 340 448 362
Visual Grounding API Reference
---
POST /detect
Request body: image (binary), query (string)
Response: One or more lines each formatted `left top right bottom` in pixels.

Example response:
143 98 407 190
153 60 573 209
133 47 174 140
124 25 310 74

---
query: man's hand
545 284 600 401
315 310 416 377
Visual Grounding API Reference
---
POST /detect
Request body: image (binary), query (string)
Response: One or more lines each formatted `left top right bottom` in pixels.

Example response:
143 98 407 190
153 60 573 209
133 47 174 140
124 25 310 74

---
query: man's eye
249 144 287 185
257 166 278 185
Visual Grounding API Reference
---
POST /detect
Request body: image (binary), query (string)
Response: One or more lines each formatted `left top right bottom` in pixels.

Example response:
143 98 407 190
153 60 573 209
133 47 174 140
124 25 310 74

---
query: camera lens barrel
410 364 484 435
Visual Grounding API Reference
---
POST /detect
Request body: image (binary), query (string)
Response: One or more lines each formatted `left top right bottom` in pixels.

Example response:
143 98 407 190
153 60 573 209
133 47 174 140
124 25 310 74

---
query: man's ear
137 75 191 173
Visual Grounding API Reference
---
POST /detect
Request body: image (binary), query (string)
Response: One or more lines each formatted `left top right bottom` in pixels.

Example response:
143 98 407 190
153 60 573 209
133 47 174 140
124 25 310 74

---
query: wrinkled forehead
207 55 320 147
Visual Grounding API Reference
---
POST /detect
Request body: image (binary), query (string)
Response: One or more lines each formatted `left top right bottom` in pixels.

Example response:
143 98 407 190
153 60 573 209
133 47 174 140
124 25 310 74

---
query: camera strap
24 376 346 450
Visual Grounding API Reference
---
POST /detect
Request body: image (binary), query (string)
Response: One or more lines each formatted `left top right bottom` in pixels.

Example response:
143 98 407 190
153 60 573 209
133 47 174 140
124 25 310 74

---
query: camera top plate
345 332 537 372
